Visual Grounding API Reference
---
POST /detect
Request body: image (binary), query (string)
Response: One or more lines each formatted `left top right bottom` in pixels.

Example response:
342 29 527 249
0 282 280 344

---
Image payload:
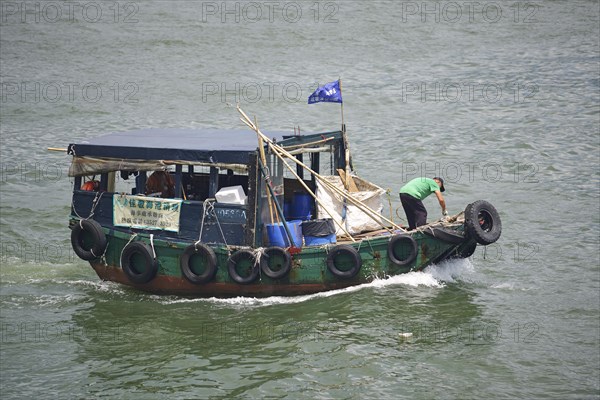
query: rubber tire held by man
464 200 502 245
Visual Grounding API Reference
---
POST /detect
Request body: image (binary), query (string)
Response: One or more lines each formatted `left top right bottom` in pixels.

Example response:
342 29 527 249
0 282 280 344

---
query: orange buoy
82 180 99 191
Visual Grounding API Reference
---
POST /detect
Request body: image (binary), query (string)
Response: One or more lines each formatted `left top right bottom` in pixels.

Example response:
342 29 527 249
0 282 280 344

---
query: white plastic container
215 185 247 205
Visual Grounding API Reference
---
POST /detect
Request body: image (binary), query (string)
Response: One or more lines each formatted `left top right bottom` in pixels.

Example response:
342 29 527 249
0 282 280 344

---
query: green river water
1 1 599 398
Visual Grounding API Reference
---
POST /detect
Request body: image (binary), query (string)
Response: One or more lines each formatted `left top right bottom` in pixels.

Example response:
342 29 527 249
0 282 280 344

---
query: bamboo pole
282 137 333 150
268 143 397 234
237 107 402 233
276 146 401 231
251 117 296 246
258 159 296 247
248 123 400 232
268 141 356 242
236 106 401 232
254 117 276 224
238 115 356 241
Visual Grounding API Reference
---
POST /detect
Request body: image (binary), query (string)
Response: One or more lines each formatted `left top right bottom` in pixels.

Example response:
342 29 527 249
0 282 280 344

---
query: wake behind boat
63 108 501 297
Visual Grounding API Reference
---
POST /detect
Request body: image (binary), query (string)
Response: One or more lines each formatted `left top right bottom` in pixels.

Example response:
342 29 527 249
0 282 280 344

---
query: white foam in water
491 282 537 291
424 257 476 283
157 258 475 308
23 277 126 294
491 282 515 290
370 271 444 288
4 258 475 308
32 293 85 306
65 279 128 294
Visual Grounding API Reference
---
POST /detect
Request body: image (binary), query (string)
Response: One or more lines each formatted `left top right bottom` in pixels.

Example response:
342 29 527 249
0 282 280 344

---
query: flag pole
339 78 345 133
339 78 352 190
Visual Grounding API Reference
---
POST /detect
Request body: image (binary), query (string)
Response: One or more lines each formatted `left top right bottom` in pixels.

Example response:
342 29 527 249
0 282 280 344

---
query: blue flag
308 80 343 104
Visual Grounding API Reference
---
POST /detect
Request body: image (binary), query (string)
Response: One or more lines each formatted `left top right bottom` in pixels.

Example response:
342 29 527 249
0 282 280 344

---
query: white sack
315 175 386 235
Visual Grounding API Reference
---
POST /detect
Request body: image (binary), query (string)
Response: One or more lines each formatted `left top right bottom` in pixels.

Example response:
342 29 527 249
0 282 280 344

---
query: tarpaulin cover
68 156 250 177
68 128 290 164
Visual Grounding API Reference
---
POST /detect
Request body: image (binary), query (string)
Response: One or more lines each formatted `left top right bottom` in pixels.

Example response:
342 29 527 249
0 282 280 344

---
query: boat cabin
68 128 347 247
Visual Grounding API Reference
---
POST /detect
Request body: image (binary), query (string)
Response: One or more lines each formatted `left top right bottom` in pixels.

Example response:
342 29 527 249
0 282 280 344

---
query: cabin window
181 165 249 202
107 168 178 198
80 164 250 203
76 172 111 192
77 175 99 191
113 170 142 194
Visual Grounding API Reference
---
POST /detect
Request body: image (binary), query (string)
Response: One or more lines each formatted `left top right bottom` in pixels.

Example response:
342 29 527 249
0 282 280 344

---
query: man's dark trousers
400 193 427 230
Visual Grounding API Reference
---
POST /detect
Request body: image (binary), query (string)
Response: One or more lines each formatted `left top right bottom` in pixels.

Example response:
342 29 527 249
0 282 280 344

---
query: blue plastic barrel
288 220 303 246
283 200 292 219
291 192 313 220
265 220 303 247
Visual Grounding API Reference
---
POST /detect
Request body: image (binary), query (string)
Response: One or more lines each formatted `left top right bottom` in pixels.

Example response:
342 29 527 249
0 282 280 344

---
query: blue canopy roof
68 128 293 164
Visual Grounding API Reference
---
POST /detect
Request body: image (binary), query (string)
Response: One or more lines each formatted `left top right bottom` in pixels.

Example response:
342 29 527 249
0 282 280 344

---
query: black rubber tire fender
326 244 362 279
121 241 159 284
423 227 465 244
180 243 218 284
71 219 107 261
260 247 292 280
453 241 477 259
464 200 502 245
228 250 259 284
387 234 418 267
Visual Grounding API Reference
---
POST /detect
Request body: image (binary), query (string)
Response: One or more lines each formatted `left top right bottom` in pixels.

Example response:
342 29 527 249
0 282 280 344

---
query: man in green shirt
399 177 447 230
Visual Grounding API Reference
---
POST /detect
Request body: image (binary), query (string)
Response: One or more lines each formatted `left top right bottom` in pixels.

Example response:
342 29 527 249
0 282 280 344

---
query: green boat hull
81 222 472 297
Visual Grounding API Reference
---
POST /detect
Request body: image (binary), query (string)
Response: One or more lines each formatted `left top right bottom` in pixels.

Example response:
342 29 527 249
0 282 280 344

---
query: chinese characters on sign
113 195 182 232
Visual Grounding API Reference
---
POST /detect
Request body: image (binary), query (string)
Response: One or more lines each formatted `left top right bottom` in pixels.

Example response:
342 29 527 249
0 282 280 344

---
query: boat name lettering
214 208 246 220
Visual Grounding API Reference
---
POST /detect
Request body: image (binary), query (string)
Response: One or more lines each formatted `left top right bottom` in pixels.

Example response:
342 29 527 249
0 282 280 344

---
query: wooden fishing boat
65 111 501 297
